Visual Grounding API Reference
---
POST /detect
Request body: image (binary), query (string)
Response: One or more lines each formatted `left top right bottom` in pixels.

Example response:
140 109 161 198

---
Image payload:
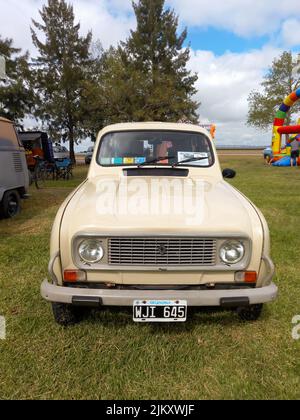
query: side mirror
222 168 236 179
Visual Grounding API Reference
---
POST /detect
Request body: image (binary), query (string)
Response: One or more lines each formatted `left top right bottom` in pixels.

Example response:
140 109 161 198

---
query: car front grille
108 237 217 266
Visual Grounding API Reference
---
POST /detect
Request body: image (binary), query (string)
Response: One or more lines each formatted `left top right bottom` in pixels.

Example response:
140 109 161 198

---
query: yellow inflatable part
286 146 292 156
272 126 281 154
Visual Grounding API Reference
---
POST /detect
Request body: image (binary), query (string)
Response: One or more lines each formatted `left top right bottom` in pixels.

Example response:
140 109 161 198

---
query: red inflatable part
273 118 285 126
277 125 300 134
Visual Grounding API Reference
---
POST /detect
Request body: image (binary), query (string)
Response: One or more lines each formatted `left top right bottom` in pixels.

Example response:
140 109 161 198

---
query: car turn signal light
64 270 86 283
235 271 257 283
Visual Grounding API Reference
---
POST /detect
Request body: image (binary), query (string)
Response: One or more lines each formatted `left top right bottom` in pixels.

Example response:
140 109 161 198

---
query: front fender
254 206 275 287
50 180 88 285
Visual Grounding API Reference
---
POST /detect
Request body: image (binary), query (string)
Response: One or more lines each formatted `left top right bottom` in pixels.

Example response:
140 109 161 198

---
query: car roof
98 122 211 138
18 132 42 142
0 117 13 124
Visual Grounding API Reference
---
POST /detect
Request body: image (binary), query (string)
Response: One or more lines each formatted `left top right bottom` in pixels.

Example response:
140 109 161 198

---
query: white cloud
168 0 300 39
281 19 300 48
73 1 135 48
0 0 134 53
0 0 41 54
188 46 282 145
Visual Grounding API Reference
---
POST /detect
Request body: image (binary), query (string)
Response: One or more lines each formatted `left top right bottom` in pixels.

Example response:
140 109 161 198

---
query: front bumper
41 279 278 307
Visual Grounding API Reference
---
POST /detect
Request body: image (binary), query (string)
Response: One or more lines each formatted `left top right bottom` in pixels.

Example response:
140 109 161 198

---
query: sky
1 0 300 150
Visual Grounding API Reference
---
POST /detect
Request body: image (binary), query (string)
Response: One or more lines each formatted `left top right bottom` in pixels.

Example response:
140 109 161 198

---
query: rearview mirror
222 168 236 179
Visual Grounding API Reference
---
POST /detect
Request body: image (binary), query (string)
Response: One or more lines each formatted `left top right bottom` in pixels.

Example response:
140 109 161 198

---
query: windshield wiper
172 157 208 167
138 156 174 168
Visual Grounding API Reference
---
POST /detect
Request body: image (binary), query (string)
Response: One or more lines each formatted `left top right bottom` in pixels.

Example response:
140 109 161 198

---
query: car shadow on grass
77 305 269 332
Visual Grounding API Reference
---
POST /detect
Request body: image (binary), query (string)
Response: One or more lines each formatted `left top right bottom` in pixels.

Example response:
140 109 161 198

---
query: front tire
51 302 85 326
0 190 21 218
237 304 263 321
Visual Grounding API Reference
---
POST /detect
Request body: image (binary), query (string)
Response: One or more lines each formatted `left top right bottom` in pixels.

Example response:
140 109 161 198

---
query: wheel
34 164 46 189
0 190 21 218
51 302 86 326
237 304 263 321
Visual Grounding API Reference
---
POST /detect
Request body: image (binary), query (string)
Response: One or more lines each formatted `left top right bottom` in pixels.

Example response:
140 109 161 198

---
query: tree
247 51 300 130
0 36 33 124
100 0 199 124
31 0 92 162
80 40 106 139
86 46 147 126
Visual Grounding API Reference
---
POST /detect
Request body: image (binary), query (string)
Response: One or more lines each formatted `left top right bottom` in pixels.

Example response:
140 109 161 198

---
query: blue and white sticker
177 151 209 166
135 157 146 164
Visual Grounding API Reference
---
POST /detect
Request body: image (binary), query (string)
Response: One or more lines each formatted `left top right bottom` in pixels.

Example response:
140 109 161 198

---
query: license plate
133 300 187 323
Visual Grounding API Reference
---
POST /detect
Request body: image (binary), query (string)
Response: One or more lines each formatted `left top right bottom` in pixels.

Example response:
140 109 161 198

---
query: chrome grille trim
108 237 217 266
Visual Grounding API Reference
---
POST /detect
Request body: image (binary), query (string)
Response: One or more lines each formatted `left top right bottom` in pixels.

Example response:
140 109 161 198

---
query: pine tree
0 36 33 124
31 0 92 162
97 47 148 124
247 51 300 130
80 40 106 139
106 0 199 123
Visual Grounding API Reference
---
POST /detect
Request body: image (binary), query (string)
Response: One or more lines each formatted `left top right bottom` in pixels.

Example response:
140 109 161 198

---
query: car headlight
78 239 104 264
220 241 245 265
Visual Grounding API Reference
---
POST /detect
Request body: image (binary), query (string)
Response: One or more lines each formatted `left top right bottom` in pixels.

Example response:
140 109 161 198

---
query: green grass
0 158 300 400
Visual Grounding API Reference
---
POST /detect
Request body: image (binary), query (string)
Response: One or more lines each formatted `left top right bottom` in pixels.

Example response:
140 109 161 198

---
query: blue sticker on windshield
135 157 146 164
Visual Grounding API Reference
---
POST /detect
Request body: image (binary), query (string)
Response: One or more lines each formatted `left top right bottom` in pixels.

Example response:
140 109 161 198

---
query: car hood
61 174 260 238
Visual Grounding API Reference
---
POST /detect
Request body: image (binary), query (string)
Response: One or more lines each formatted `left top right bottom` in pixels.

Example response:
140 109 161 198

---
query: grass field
0 157 300 400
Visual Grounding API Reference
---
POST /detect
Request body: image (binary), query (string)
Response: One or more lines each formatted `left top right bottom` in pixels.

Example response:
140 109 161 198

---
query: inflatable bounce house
271 89 300 166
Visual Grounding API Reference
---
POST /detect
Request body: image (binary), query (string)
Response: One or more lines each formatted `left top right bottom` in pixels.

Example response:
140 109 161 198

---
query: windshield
98 130 214 167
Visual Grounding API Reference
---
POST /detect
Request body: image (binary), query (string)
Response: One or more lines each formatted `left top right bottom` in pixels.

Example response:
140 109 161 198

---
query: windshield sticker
100 158 111 165
123 157 135 164
135 157 146 164
112 157 123 165
177 152 209 166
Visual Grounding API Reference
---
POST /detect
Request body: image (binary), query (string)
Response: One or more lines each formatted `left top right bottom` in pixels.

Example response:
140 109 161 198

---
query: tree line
0 0 199 162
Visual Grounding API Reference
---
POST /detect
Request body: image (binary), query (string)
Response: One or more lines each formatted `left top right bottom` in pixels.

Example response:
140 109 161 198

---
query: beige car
41 122 277 325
